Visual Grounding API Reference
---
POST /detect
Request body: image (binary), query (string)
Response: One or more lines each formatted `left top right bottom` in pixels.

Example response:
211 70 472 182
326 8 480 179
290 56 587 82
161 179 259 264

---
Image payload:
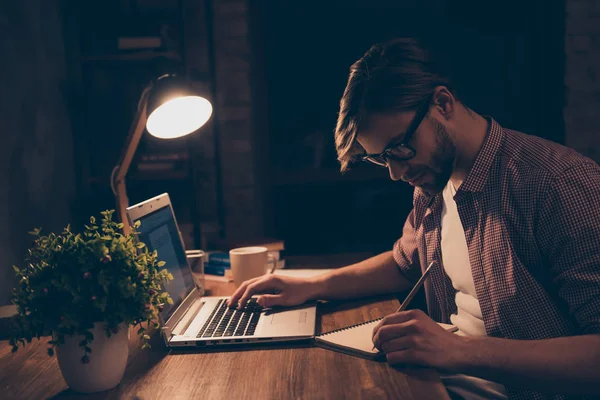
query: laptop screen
133 204 194 321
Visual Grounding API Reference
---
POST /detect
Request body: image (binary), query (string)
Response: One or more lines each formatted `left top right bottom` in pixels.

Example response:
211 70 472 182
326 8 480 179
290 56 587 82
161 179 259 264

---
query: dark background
262 0 565 255
1 0 590 305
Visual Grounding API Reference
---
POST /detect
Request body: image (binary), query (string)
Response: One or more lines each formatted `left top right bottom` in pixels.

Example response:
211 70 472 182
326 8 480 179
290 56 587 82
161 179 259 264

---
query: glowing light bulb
146 96 212 139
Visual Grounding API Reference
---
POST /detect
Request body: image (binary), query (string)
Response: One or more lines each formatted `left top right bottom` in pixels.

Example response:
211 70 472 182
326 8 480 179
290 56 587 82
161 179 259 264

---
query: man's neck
449 108 489 189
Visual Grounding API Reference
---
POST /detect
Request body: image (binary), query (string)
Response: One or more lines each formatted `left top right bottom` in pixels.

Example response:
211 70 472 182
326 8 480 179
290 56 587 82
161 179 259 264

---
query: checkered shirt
392 118 600 400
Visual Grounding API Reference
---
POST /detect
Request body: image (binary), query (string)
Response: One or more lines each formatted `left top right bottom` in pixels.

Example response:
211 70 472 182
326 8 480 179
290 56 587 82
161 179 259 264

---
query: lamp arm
111 84 152 234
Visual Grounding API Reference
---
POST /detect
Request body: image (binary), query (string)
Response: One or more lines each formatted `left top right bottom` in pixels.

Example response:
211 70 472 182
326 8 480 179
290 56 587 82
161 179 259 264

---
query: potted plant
9 210 173 393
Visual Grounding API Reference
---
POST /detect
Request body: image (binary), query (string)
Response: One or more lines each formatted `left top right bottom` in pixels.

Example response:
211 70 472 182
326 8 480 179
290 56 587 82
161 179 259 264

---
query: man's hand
372 309 465 369
227 274 318 309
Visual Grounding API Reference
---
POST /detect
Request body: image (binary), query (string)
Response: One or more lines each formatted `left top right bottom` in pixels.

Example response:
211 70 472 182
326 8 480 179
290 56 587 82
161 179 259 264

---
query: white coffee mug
229 246 276 287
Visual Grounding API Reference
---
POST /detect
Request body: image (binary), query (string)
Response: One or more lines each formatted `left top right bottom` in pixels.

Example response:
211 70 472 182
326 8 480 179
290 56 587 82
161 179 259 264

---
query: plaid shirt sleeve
392 208 422 284
536 161 600 334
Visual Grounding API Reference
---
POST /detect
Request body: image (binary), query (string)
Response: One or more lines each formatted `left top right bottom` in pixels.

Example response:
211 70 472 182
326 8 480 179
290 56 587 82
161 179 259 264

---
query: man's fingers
386 349 418 366
384 310 421 325
237 276 280 309
372 320 384 341
372 310 418 342
228 278 254 307
228 277 262 307
257 294 284 308
372 320 420 350
379 336 416 353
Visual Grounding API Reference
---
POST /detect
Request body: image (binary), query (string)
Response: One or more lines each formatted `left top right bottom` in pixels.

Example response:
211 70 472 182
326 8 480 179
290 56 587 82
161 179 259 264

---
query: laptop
126 193 317 348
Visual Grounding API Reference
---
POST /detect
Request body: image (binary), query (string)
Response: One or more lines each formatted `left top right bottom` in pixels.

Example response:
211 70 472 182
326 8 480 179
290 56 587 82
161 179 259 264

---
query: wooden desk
0 278 450 400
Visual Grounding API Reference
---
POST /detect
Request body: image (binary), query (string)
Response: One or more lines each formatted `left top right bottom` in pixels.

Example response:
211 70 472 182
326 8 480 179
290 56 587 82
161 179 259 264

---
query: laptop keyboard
197 298 263 338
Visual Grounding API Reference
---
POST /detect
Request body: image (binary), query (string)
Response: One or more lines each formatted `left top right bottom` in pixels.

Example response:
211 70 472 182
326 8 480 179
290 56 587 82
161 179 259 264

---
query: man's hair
334 38 457 172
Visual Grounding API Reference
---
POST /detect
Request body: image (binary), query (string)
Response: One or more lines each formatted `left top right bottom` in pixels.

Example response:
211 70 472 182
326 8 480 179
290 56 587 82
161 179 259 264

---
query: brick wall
211 0 265 243
565 0 600 162
182 0 265 247
183 0 222 249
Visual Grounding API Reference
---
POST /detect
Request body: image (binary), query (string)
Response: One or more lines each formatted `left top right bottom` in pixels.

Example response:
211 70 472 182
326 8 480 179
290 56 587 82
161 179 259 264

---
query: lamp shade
145 75 213 139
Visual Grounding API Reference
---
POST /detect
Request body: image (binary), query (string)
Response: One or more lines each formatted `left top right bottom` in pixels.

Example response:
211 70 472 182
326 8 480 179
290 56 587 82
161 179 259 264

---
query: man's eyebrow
383 132 406 150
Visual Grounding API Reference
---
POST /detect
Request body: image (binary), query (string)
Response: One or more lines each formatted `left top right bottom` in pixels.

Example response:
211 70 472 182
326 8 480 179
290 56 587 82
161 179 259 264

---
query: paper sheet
273 269 335 278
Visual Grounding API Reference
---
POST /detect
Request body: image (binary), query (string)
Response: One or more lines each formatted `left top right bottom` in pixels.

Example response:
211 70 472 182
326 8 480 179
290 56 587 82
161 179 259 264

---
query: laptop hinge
162 287 200 342
161 325 173 341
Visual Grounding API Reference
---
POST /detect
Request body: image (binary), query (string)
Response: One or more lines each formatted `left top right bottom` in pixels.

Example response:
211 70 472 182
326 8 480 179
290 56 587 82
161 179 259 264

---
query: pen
395 260 436 313
373 260 436 350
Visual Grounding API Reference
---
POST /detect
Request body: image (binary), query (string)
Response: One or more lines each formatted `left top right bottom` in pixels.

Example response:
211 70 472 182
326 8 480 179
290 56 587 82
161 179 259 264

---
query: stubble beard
418 118 456 197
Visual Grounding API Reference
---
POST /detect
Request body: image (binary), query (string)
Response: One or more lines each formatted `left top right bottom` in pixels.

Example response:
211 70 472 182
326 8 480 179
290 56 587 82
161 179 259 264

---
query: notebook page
322 320 380 353
315 320 458 360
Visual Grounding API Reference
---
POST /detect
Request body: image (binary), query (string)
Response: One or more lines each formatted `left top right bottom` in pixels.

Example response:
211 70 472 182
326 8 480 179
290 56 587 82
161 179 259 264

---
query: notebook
315 318 458 360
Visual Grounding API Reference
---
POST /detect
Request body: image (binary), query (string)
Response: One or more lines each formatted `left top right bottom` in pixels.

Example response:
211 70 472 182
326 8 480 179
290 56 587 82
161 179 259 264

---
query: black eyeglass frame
361 95 432 167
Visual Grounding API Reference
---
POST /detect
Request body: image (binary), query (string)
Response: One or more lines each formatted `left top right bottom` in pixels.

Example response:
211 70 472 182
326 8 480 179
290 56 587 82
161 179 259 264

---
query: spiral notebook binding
318 317 383 337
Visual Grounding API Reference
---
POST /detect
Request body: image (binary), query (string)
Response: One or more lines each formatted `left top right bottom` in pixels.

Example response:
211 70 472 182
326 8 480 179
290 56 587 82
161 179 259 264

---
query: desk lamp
110 74 213 234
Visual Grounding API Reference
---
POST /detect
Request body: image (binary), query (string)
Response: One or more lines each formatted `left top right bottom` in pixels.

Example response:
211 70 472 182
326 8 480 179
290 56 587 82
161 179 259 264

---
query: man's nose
387 159 409 182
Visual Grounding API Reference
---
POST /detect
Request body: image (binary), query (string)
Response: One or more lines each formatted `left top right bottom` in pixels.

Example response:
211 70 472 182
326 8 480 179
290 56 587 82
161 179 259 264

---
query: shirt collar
457 117 504 193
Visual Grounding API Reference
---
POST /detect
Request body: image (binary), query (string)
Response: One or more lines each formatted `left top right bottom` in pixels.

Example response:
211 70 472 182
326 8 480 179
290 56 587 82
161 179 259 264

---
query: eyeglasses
361 96 431 167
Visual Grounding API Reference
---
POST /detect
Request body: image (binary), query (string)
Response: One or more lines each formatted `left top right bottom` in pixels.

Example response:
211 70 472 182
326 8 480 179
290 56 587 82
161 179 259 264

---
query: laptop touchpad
271 311 308 325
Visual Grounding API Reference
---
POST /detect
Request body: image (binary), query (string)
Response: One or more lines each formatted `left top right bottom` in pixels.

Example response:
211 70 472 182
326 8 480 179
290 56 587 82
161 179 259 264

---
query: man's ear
432 86 455 120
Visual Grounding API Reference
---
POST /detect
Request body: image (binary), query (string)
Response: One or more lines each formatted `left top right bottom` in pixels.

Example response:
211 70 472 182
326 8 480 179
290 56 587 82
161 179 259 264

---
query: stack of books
204 252 231 277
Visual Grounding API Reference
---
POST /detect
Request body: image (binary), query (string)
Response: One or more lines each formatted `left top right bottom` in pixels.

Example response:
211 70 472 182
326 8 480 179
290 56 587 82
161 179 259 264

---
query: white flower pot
55 322 129 393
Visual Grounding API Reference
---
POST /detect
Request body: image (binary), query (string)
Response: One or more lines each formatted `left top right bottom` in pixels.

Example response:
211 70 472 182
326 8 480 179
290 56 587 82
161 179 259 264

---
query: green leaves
10 209 174 362
100 210 115 219
28 228 41 237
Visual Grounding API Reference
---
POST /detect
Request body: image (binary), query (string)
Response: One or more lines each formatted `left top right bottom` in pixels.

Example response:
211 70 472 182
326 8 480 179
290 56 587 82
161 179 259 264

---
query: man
227 38 600 399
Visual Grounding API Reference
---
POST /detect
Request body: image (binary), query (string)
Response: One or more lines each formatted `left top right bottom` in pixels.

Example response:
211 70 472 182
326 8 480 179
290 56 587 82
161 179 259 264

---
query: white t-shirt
440 180 507 399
